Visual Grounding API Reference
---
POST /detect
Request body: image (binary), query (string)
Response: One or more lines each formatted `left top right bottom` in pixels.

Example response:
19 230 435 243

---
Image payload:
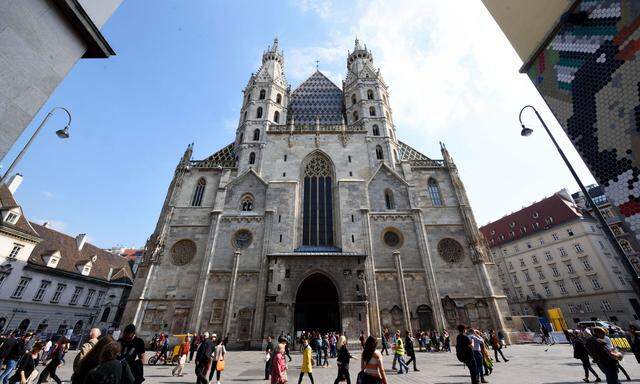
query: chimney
76 233 87 251
42 222 48 228
6 174 23 194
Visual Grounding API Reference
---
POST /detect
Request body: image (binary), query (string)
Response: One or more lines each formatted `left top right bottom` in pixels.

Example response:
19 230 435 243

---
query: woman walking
360 336 388 384
213 338 226 384
333 336 353 384
489 330 508 362
171 335 190 377
270 338 288 384
8 342 41 384
72 336 114 384
570 330 601 383
37 337 69 384
298 338 314 384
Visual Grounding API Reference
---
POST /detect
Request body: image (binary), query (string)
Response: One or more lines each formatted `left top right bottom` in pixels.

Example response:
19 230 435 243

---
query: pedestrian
329 333 337 358
189 333 199 363
628 325 640 364
603 329 630 381
85 339 134 384
209 334 220 383
212 337 226 384
404 331 419 372
36 337 69 384
284 338 292 362
298 338 314 384
360 336 388 384
42 339 52 361
541 326 555 346
72 336 114 384
117 324 146 384
0 332 27 384
467 329 488 383
7 342 41 384
393 330 409 374
322 335 329 367
489 331 508 363
270 338 288 384
497 330 506 349
195 332 214 384
73 328 102 376
159 334 170 363
570 330 601 383
265 336 275 380
333 336 352 384
314 334 322 367
586 327 622 384
456 324 479 384
380 333 389 356
171 335 190 377
359 332 365 350
443 330 451 352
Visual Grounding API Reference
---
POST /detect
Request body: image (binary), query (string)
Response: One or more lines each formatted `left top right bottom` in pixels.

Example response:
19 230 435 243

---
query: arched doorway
417 305 434 331
295 273 340 333
17 319 30 334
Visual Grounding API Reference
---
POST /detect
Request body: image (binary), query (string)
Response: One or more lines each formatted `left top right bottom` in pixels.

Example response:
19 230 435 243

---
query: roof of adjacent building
288 71 345 125
479 190 586 247
29 222 133 284
0 185 40 238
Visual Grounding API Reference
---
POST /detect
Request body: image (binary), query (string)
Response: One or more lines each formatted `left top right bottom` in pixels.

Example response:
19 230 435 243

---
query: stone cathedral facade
122 39 511 347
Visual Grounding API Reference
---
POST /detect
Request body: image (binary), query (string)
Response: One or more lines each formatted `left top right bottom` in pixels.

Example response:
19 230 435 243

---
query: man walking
586 327 623 384
393 330 409 374
195 331 214 384
404 331 419 372
467 328 488 383
265 336 275 380
456 324 479 384
380 332 389 356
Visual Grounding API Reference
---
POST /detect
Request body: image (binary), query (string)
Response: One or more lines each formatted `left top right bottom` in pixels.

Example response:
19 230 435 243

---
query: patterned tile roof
195 142 237 168
288 71 345 125
397 141 432 161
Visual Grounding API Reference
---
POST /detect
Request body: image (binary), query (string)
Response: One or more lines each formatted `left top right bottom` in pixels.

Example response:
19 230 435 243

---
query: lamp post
0 107 71 186
519 105 640 296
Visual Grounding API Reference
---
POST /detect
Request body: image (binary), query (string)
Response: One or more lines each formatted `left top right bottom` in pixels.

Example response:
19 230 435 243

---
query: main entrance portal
295 273 340 333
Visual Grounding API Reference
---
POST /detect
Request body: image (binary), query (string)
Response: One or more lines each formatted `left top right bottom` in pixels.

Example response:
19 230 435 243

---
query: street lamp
519 105 640 296
0 107 72 185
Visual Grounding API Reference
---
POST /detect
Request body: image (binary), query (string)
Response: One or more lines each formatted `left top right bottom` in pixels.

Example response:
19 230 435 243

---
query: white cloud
41 190 54 199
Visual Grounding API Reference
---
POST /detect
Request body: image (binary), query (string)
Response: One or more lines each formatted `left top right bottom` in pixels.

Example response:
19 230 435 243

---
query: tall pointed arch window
351 94 357 105
367 89 374 100
276 93 282 104
259 89 266 100
352 111 359 122
249 152 256 165
384 189 395 210
369 106 376 116
239 132 244 143
191 178 206 206
256 107 263 119
302 154 334 247
240 195 254 211
253 129 260 141
428 178 443 206
243 111 247 122
274 111 280 123
375 145 384 160
372 125 380 136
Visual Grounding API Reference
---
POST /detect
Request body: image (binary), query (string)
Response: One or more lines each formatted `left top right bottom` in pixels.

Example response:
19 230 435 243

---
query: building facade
480 189 639 328
572 184 640 273
123 39 511 347
482 1 640 250
0 175 133 339
0 0 122 161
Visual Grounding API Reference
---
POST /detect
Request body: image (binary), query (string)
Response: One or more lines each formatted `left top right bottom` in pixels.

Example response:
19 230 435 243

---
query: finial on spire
270 36 280 52
354 36 363 51
315 60 319 70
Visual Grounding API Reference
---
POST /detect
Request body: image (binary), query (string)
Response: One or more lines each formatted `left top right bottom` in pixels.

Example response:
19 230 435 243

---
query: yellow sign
547 308 567 331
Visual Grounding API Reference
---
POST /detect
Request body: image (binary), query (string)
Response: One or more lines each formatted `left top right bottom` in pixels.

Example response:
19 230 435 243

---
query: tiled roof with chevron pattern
397 140 432 161
288 71 345 125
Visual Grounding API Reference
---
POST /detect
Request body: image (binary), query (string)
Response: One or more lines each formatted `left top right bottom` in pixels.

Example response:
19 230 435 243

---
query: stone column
393 251 412 334
189 211 222 332
252 210 274 346
412 210 446 329
361 209 382 337
222 251 242 338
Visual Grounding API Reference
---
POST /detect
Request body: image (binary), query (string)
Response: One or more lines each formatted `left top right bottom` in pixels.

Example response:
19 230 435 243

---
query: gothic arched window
274 111 280 123
246 93 251 103
367 89 374 100
243 111 247 121
372 124 380 136
375 145 384 160
253 129 260 141
256 107 263 119
302 153 334 247
384 189 395 210
351 94 357 105
249 152 256 165
259 89 266 100
428 178 443 206
240 195 254 211
239 132 244 143
276 93 282 104
191 178 206 207
353 111 359 122
369 106 376 116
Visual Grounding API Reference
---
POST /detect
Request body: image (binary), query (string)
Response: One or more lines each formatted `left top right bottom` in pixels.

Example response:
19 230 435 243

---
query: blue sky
2 0 596 248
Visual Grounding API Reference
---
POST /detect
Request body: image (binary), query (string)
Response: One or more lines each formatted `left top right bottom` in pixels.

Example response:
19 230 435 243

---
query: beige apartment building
480 190 639 329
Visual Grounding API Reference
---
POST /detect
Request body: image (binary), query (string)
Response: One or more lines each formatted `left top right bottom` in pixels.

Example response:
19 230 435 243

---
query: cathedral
122 38 511 347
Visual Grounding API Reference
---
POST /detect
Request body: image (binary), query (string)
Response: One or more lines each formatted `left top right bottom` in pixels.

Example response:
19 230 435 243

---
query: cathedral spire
263 37 284 65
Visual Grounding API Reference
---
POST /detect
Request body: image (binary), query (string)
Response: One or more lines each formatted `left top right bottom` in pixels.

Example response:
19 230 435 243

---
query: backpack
455 334 471 363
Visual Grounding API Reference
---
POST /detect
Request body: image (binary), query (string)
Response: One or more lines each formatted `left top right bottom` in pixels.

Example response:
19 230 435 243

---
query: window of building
302 153 334 247
568 304 576 314
590 225 597 233
611 225 623 236
531 255 538 264
566 263 575 274
259 89 266 100
544 251 552 261
559 247 568 257
95 291 105 307
572 278 584 292
580 258 592 271
598 240 605 250
0 272 8 288
616 272 626 286
256 107 263 119
584 301 593 312
511 273 519 284
274 111 280 123
8 244 22 260
367 89 374 100
191 178 206 207
69 287 83 305
276 93 282 104
536 267 545 280
574 243 584 253
542 283 552 296
516 287 524 299
529 285 537 296
369 106 376 116
240 195 254 211
567 228 574 236
601 300 613 312
11 277 31 299
591 276 602 290
428 178 443 206
243 111 247 122
100 307 111 323
539 238 545 245
83 289 95 307
6 212 18 224
375 145 384 160
519 258 525 267
557 280 568 295
551 264 560 277
249 152 256 165
50 283 66 303
552 233 559 241
372 125 380 136
523 270 531 282
33 280 50 302
507 261 514 270
620 240 634 254
384 189 395 210
353 111 359 122
351 94 357 105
